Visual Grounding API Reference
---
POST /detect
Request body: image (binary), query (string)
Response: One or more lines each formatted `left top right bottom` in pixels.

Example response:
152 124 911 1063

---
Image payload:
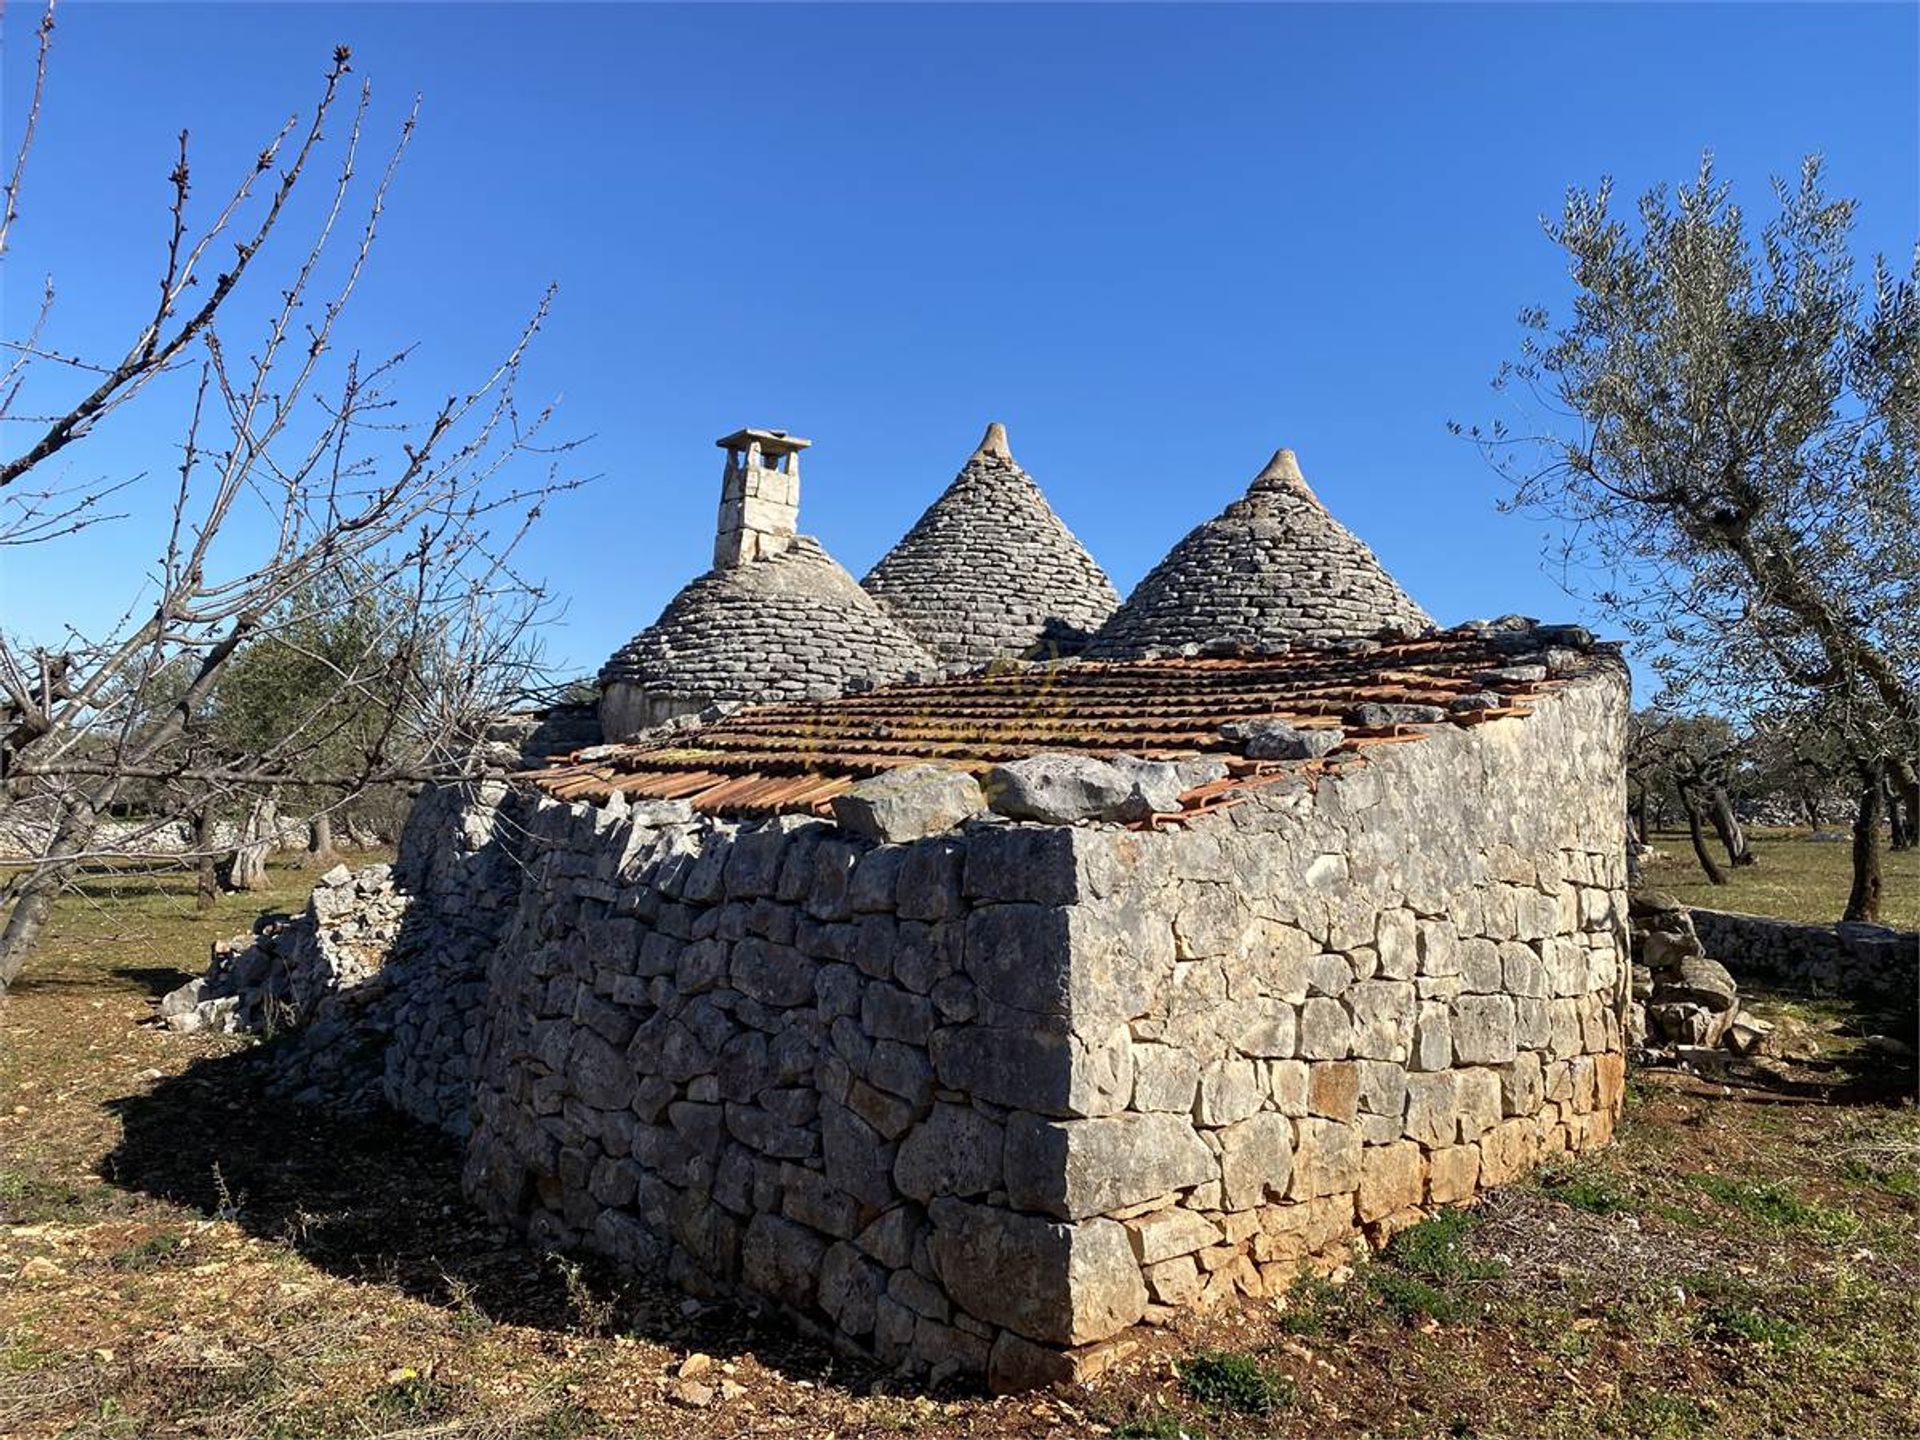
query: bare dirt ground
3 859 1917 1439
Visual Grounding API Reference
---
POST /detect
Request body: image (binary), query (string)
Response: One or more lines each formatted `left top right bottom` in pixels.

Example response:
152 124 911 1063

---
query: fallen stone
1220 718 1344 760
831 765 986 843
982 754 1135 825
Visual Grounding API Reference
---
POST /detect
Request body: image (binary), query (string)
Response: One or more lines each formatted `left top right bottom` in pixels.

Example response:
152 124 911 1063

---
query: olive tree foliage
1461 155 1918 921
0 14 579 989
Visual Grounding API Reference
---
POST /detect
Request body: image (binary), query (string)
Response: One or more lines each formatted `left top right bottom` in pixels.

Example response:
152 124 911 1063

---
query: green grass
1175 1350 1293 1417
1645 825 1918 929
1112 1410 1205 1440
1535 1159 1637 1215
1688 1174 1862 1242
1381 1209 1507 1285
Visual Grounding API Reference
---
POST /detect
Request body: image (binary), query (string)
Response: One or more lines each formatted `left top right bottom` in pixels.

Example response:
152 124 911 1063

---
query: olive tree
1463 155 1918 921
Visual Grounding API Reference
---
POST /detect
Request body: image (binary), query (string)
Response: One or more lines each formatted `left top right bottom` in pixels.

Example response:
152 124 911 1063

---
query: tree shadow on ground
99 1043 885 1394
1646 983 1917 1107
111 964 197 997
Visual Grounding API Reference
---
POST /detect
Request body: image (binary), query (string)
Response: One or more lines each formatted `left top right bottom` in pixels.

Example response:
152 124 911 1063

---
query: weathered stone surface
894 1103 1004 1202
1221 719 1344 761
1194 1058 1264 1126
831 765 986 843
1357 1140 1425 1221
1085 448 1433 657
1298 997 1353 1059
861 425 1119 668
1130 1044 1200 1113
599 536 936 739
1005 1112 1216 1220
982 755 1136 825
1451 994 1518 1065
1218 1112 1294 1211
741 1214 826 1308
929 1200 1146 1346
1288 1118 1361 1200
1124 1207 1225 1266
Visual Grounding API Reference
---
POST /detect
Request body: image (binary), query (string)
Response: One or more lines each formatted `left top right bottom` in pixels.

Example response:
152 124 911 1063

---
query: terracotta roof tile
530 631 1593 821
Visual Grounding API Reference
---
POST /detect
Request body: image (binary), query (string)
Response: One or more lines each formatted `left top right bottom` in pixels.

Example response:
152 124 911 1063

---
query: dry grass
3 861 1917 1439
1644 826 1919 929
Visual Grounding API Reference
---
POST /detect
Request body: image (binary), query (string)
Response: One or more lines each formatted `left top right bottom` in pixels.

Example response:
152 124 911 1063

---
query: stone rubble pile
159 863 409 1036
1625 890 1772 1058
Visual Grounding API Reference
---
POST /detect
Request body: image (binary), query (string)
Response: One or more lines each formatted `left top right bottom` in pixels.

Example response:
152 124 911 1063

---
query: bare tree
0 14 580 990
1463 155 1918 921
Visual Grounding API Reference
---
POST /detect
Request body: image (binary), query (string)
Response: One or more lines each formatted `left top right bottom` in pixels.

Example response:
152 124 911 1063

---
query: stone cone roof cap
862 423 1120 666
1085 447 1432 658
598 535 936 704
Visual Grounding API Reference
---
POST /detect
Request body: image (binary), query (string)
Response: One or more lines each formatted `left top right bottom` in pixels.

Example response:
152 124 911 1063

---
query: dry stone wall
360 666 1629 1389
1688 907 1916 1021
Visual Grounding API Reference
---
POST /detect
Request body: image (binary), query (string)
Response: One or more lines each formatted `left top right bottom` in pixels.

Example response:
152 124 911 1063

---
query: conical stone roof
1085 448 1432 658
598 536 936 734
862 423 1119 667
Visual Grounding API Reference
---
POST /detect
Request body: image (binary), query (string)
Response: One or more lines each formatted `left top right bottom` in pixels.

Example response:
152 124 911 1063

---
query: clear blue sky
3 3 1915 686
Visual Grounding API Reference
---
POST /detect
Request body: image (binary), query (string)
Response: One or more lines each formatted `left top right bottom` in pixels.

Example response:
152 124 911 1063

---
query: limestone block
1501 942 1549 998
1218 1112 1295 1211
894 1103 1005 1203
817 1242 883 1336
931 1022 1132 1119
1349 979 1415 1061
1411 1001 1452 1072
1456 1067 1504 1140
1298 997 1353 1059
1451 994 1518 1065
961 824 1082 905
730 938 817 1007
1497 1051 1545 1117
831 765 986 844
1426 1145 1481 1204
1195 1058 1264 1126
983 754 1136 825
1267 1059 1309 1116
964 904 1071 1018
1307 1061 1360 1123
741 1214 827 1309
1459 937 1504 993
1004 1111 1216 1220
1141 1254 1203 1306
1356 1059 1408 1121
1357 1140 1426 1222
1287 1118 1361 1200
1376 908 1419 980
1131 1044 1201 1113
928 1199 1147 1346
1221 717 1344 760
1305 953 1352 997
1478 1115 1544 1186
1403 1070 1460 1147
1125 1207 1225 1266
1514 996 1552 1050
1417 918 1460 977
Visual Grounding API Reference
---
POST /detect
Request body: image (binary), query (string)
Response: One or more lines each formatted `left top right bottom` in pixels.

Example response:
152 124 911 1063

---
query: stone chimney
713 428 810 569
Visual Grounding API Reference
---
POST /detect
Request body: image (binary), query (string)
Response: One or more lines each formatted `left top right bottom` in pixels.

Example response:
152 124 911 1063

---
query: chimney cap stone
716 427 811 455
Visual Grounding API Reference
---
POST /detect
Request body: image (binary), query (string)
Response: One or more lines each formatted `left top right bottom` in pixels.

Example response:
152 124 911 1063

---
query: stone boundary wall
358 668 1629 1389
1689 907 1917 1020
